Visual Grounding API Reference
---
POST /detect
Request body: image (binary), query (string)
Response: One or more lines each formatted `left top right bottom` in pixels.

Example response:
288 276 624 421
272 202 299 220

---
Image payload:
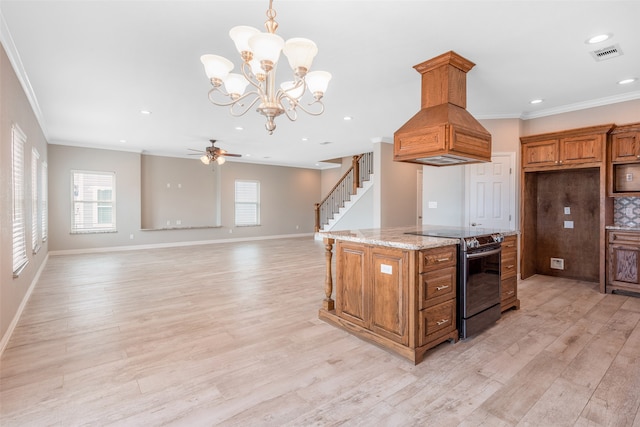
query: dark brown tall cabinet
606 122 640 295
520 124 614 292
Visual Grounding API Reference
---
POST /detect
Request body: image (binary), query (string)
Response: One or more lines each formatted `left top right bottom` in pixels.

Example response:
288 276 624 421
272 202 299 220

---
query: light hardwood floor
1 237 639 426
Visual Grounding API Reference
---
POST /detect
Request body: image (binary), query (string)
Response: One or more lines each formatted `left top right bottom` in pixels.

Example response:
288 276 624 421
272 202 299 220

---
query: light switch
627 173 633 182
428 201 437 209
564 220 574 229
564 207 570 215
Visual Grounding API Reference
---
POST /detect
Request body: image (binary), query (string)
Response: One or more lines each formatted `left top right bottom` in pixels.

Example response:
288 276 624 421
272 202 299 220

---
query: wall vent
590 44 623 62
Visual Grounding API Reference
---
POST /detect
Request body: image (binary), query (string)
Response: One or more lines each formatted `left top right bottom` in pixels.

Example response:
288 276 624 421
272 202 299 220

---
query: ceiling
1 1 639 169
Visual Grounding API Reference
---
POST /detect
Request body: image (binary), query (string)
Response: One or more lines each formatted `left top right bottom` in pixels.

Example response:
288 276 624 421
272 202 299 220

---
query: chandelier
200 0 331 134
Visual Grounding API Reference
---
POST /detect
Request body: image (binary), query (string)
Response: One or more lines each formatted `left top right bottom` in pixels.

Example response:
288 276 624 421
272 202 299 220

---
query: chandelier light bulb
229 26 260 55
200 155 210 165
283 38 318 73
200 54 234 81
306 70 332 96
223 73 250 97
216 156 226 165
248 32 285 69
280 81 304 100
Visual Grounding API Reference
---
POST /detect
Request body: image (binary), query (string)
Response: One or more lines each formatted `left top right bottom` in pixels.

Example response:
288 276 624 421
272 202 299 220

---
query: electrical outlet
550 257 564 270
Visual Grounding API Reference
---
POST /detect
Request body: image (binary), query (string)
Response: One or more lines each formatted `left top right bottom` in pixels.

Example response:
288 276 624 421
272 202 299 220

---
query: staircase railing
314 152 373 232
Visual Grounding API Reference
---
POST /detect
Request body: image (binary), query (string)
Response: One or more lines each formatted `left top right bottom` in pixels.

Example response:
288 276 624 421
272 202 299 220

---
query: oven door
462 246 501 318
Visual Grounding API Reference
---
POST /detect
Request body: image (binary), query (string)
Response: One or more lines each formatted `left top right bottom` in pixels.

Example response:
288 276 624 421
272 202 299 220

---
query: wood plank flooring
1 237 640 426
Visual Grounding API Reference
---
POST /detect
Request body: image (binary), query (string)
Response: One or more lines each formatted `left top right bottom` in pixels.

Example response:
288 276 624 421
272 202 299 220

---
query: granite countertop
606 225 640 231
319 225 517 250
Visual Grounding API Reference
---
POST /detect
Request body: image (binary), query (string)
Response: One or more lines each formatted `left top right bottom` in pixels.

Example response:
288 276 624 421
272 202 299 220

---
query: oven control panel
463 233 504 250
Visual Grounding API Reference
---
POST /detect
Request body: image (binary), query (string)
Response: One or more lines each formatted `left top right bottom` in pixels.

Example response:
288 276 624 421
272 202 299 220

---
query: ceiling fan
189 139 241 165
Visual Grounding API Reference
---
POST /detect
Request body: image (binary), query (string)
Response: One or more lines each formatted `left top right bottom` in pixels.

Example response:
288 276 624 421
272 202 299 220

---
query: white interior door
465 153 515 230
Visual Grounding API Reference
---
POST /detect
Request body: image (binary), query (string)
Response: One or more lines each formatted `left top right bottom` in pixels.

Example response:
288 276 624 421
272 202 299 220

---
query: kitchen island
318 226 461 364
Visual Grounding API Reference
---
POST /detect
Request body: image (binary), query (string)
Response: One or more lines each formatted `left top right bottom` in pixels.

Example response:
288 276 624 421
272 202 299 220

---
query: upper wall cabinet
609 122 640 196
521 124 614 170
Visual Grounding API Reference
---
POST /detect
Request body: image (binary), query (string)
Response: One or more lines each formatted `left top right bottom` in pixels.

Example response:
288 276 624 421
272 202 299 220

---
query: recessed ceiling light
618 78 638 85
119 139 127 143
235 126 243 131
245 154 251 157
140 110 152 115
530 99 544 104
343 116 353 121
301 137 308 141
586 34 611 44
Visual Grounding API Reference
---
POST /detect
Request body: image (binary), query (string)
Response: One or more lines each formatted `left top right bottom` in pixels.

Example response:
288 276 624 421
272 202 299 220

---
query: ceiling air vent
590 44 623 62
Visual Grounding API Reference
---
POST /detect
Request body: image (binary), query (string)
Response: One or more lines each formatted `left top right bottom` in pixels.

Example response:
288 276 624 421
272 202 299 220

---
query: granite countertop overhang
319 226 517 251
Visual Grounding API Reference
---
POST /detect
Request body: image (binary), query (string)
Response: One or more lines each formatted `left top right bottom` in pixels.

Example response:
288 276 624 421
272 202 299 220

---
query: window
235 180 260 226
12 124 28 275
71 171 116 233
31 148 40 253
41 162 48 241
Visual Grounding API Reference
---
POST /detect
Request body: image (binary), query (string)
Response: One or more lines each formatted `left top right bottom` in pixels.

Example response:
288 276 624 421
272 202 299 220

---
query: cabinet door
336 242 368 328
522 139 558 168
611 131 640 163
609 244 640 286
369 246 409 345
559 134 603 165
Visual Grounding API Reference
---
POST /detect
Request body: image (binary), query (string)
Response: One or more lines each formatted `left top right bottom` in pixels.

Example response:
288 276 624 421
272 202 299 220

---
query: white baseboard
48 232 316 256
0 253 49 357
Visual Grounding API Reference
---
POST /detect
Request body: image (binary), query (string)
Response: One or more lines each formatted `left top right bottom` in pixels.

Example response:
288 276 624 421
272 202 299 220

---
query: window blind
31 148 40 252
41 162 48 241
235 180 260 226
71 171 116 233
12 125 28 274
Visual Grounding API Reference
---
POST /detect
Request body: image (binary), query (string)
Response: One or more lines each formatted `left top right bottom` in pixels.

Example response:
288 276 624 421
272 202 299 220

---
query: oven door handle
466 247 502 259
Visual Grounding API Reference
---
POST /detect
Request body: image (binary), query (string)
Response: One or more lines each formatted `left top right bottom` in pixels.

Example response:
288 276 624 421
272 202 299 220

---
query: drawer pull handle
506 290 515 296
506 244 515 248
436 285 450 291
506 265 515 269
436 258 450 262
436 319 448 326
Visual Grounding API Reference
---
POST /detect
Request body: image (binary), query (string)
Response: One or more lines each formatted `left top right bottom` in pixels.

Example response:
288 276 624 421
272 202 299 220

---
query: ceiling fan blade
187 148 203 152
223 153 242 157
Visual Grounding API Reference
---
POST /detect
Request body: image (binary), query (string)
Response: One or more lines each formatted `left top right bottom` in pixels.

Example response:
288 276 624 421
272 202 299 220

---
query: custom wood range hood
394 51 492 166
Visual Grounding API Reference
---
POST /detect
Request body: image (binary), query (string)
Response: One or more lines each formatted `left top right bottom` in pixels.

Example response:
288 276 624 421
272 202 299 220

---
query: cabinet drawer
418 266 456 309
501 276 517 303
418 300 456 346
419 245 457 273
501 251 517 280
609 231 640 245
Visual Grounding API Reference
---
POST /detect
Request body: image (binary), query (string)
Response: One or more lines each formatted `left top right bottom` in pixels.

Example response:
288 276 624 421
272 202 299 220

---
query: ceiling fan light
200 54 234 80
200 155 211 165
283 38 318 73
224 73 249 97
229 26 261 56
249 32 285 67
306 70 332 95
216 156 226 165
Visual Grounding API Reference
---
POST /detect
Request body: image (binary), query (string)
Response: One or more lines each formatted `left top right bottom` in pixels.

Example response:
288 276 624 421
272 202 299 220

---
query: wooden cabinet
417 245 457 347
608 122 640 196
336 242 409 344
500 235 520 312
323 240 458 364
611 125 640 163
521 125 611 170
520 124 613 293
607 230 640 294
